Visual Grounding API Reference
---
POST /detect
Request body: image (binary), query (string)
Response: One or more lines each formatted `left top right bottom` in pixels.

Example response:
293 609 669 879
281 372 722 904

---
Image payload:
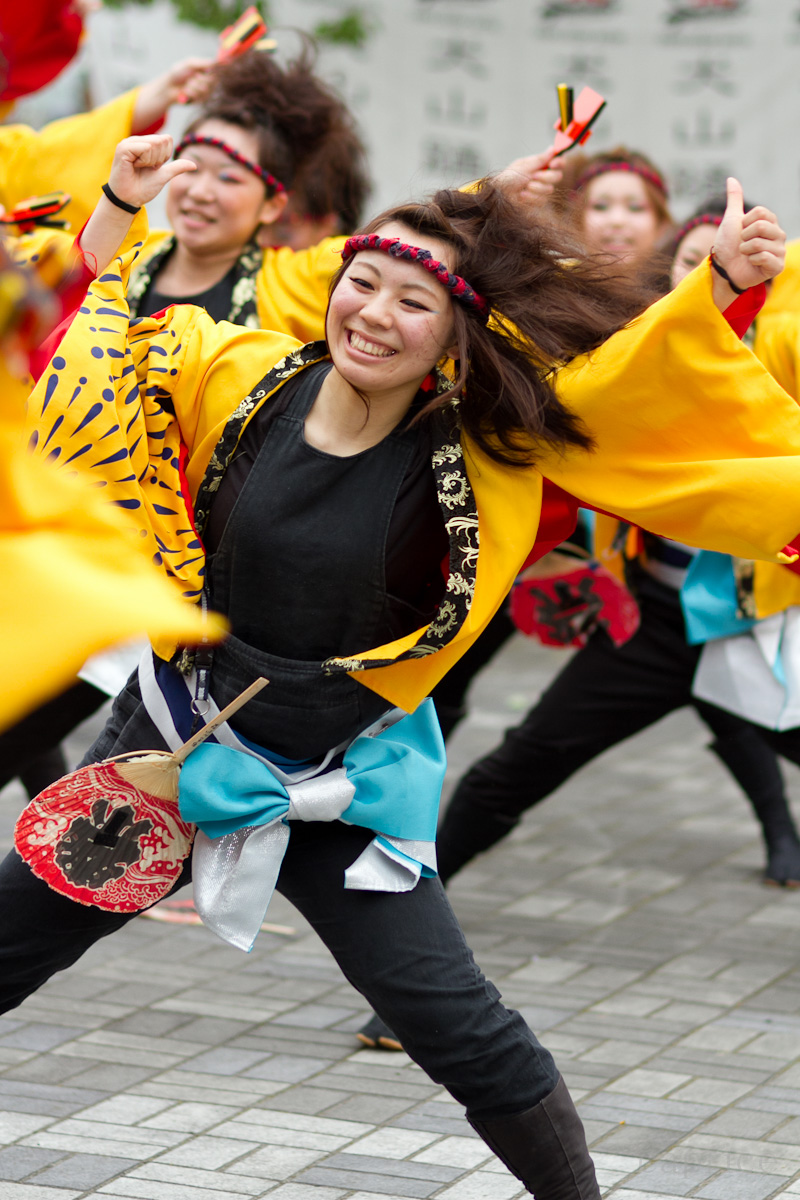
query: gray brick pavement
3 637 800 1196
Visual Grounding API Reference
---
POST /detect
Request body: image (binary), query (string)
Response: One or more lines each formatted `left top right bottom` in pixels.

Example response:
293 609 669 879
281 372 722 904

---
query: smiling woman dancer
3 134 800 1200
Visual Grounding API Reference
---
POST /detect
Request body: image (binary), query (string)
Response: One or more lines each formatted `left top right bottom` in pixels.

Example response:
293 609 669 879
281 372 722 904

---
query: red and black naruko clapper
176 8 275 102
546 85 606 162
219 6 276 60
0 192 71 235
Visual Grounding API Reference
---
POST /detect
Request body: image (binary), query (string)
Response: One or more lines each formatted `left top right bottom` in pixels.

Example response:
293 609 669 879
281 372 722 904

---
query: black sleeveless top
206 362 449 660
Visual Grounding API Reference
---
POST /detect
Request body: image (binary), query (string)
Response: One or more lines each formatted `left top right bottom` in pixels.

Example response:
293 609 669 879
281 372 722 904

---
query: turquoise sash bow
179 698 445 846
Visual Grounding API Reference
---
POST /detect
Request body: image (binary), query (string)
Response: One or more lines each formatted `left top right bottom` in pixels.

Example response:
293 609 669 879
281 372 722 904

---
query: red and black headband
574 159 669 199
673 212 722 249
174 133 285 195
341 234 489 320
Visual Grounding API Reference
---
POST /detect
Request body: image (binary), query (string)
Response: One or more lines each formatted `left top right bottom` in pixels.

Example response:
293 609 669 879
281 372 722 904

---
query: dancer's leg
0 851 190 1014
18 747 68 798
694 701 800 885
0 679 178 1015
438 595 697 881
278 821 599 1198
0 680 108 795
430 605 516 740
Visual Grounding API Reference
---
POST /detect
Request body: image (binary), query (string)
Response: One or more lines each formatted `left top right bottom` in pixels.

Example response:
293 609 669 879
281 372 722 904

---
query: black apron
206 365 424 759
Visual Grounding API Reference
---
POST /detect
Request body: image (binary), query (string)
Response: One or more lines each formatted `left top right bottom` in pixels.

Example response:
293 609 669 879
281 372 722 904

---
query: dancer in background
567 146 673 266
125 47 365 334
265 115 371 250
1 58 214 230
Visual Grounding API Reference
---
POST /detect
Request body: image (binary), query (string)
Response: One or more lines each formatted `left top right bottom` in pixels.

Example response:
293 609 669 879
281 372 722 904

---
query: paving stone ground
3 634 800 1199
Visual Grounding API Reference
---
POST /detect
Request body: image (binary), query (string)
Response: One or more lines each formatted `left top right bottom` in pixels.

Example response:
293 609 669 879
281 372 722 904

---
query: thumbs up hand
712 177 786 293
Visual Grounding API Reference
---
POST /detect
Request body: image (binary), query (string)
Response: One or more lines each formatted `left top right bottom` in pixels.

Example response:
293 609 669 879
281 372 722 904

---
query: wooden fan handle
172 677 269 765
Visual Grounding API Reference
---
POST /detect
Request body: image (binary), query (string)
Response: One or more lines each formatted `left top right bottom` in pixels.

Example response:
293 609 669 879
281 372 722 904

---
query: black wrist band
709 250 748 296
101 182 141 216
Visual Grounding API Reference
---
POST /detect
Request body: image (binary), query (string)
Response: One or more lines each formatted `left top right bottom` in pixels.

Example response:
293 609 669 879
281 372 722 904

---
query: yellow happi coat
25 231 800 714
0 347 222 728
0 89 140 232
129 227 345 344
761 240 800 325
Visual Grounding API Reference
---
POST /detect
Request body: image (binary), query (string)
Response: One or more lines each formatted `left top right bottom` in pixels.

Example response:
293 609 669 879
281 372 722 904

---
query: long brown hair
330 182 656 468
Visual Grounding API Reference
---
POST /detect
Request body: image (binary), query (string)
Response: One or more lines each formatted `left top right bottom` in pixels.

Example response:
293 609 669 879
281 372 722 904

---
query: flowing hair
329 182 658 468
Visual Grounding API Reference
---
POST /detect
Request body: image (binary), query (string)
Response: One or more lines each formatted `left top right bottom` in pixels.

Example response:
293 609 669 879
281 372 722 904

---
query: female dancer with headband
565 146 673 269
126 47 370 331
4 134 797 1199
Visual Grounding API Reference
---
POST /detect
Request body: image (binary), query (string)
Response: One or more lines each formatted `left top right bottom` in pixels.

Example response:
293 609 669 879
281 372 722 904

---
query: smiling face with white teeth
326 220 459 410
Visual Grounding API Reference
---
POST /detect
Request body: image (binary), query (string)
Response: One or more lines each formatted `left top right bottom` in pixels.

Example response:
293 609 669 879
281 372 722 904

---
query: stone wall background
10 0 800 235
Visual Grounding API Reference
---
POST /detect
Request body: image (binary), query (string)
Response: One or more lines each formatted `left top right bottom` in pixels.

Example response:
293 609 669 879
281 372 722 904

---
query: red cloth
29 227 95 382
0 1 83 103
723 281 766 339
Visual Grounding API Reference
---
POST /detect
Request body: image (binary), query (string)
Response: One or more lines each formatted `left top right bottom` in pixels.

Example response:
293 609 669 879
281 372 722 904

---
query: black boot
710 730 800 886
469 1075 600 1199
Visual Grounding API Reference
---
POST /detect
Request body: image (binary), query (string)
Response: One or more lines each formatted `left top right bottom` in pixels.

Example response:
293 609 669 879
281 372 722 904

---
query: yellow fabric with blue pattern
0 351 223 729
748 308 800 619
25 249 800 714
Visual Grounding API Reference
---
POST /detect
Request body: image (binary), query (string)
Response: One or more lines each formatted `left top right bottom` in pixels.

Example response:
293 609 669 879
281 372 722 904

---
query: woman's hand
712 178 786 302
494 148 563 208
107 133 196 210
131 58 215 132
79 135 196 279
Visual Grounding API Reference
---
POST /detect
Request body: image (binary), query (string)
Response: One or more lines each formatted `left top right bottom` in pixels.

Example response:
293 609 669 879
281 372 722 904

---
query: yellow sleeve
256 236 347 341
761 241 800 321
0 88 138 233
536 259 800 565
1 351 219 729
25 233 303 611
753 313 800 402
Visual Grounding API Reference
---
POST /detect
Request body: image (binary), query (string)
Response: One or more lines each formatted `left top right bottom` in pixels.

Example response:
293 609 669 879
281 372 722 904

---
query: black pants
0 682 558 1123
0 680 107 796
438 591 800 882
431 606 516 739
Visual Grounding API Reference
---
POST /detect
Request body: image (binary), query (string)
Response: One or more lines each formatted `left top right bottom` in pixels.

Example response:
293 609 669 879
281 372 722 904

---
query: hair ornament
574 159 668 199
174 133 285 195
341 234 489 320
